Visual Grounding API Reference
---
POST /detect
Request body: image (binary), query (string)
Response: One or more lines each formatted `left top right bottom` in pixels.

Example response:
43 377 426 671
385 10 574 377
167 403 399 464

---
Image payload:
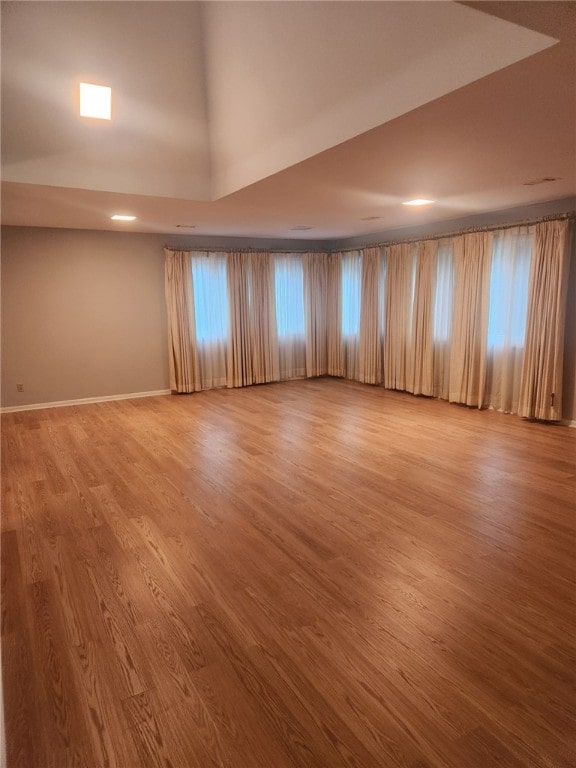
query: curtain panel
432 242 454 400
409 239 437 396
519 219 572 420
358 247 383 384
327 253 344 377
340 251 362 380
227 253 253 388
304 252 328 378
449 232 492 407
248 252 279 384
384 243 415 390
164 249 200 393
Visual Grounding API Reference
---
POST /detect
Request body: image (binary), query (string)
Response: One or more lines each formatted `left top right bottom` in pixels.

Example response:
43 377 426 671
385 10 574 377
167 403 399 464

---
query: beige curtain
358 247 382 384
433 242 455 399
449 232 492 406
249 252 279 384
409 239 437 396
164 249 200 393
304 252 328 377
227 252 279 388
519 219 572 420
384 243 415 390
327 253 343 377
227 252 252 387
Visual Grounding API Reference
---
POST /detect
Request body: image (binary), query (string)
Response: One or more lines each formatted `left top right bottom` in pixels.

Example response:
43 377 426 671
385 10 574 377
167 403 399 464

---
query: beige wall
1 227 170 407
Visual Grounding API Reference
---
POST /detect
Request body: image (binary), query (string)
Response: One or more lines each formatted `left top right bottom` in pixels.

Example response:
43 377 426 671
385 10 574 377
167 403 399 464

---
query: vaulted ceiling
1 1 575 240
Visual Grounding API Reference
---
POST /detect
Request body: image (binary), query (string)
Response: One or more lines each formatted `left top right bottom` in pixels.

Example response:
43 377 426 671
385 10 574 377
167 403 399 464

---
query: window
341 251 362 338
275 256 305 337
487 230 533 349
433 243 454 342
191 253 228 343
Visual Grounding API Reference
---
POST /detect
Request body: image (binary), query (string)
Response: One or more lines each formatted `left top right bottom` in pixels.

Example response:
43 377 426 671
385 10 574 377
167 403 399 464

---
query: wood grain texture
2 378 575 767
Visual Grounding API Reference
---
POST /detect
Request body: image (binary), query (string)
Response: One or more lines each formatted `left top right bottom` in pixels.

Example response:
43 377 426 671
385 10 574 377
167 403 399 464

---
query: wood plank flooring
2 378 575 768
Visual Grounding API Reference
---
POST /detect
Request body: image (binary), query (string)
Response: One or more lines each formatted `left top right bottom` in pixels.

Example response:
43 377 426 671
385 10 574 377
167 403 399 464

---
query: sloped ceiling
1 1 575 240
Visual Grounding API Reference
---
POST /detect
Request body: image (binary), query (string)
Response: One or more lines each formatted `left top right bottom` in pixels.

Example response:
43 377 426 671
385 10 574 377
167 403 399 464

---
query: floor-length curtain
449 232 492 406
409 240 437 395
384 243 415 390
164 249 200 393
249 252 279 383
304 252 328 377
358 247 383 384
484 227 533 413
433 242 454 399
327 253 343 377
519 219 572 420
227 252 253 387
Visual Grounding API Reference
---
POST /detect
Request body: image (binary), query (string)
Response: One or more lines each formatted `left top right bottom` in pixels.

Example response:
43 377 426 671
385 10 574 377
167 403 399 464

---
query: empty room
1 1 575 767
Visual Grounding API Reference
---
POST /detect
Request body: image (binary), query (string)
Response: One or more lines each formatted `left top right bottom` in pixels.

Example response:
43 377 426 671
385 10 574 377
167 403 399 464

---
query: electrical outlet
16 383 24 392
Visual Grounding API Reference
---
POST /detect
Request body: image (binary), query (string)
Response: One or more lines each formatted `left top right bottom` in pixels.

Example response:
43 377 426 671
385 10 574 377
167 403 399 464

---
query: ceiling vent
291 225 314 231
522 176 561 186
360 216 381 221
175 224 197 229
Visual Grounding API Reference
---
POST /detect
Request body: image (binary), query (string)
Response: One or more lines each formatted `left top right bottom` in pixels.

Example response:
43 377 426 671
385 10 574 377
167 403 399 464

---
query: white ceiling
1 1 575 241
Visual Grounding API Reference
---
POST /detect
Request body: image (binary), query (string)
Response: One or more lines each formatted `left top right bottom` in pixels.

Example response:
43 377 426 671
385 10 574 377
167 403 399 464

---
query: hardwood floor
2 378 575 768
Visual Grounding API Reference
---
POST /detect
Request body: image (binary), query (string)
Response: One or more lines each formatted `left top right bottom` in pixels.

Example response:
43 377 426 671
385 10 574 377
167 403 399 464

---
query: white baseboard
0 389 171 414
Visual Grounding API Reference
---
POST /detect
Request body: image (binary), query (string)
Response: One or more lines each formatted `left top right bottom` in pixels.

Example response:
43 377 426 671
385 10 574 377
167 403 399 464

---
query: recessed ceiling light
111 214 137 221
80 82 112 120
402 199 435 207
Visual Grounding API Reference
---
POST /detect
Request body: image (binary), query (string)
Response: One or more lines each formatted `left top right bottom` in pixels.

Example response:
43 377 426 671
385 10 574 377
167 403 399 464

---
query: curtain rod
163 246 328 255
335 210 576 254
164 211 575 257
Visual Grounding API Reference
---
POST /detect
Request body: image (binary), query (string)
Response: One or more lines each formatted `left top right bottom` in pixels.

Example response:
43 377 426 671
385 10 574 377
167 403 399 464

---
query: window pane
488 231 532 349
275 256 305 337
433 243 454 342
342 251 362 338
191 254 228 343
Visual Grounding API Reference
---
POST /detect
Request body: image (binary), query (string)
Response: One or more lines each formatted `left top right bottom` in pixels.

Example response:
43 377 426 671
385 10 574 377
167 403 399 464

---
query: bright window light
111 214 137 221
79 82 111 120
274 257 305 338
402 199 435 206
